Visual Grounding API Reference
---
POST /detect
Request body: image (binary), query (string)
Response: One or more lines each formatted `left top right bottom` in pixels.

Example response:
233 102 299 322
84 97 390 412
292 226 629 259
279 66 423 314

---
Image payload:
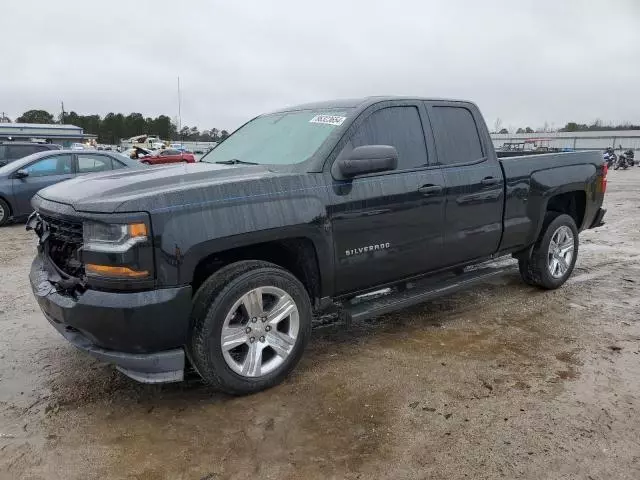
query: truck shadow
41 270 529 412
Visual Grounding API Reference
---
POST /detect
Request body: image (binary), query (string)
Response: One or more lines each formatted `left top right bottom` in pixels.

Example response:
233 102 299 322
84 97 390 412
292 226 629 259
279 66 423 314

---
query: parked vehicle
603 147 616 168
614 153 629 170
0 142 61 167
28 97 606 394
619 149 635 167
123 146 153 160
123 135 166 151
140 148 196 165
0 150 142 226
70 143 86 150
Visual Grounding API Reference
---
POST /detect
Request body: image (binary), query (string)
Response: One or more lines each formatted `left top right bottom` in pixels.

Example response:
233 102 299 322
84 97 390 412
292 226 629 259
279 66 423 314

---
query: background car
140 148 195 165
0 150 143 226
122 146 153 160
0 142 61 167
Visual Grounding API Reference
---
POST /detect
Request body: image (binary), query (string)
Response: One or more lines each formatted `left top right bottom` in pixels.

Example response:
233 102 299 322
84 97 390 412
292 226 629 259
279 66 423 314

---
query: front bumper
589 207 606 229
29 254 193 383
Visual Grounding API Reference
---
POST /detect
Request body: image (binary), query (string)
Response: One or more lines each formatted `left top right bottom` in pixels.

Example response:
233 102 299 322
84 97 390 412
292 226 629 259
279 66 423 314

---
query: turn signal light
86 264 149 278
128 223 148 237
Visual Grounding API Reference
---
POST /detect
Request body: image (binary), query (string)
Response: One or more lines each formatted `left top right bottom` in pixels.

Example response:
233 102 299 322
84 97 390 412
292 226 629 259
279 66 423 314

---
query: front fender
151 193 333 295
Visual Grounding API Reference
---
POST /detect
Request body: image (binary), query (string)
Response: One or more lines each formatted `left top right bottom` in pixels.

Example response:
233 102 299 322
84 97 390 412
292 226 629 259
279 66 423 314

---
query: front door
12 154 75 216
328 102 447 294
425 102 504 265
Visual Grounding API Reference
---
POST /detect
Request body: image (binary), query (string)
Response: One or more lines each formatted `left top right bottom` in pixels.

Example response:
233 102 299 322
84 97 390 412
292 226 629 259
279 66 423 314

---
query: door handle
481 176 500 186
418 184 443 196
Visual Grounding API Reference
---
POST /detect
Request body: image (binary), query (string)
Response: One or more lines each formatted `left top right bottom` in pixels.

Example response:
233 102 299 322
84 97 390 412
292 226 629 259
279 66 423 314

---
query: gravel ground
1 168 639 480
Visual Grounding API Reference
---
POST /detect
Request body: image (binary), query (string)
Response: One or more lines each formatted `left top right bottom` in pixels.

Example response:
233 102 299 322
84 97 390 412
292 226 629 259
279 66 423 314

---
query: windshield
201 109 350 165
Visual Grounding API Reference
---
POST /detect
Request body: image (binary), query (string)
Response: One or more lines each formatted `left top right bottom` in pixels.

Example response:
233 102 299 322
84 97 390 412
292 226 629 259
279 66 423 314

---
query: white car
70 143 85 150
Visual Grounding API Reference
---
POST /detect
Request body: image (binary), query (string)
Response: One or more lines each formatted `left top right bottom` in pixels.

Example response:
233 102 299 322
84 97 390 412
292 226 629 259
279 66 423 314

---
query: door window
3 145 45 160
348 106 429 170
24 155 73 177
111 159 126 169
429 107 484 165
77 154 113 173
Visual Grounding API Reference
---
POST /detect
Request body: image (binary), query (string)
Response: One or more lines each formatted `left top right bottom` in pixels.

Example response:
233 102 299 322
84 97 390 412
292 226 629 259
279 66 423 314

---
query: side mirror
337 145 398 178
14 169 29 179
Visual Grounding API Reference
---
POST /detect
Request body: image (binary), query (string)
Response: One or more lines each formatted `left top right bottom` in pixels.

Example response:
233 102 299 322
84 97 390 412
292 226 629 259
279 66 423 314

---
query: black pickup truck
28 97 607 394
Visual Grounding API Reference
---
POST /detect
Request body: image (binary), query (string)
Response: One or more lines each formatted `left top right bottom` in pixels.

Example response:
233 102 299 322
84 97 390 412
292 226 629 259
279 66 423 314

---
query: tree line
492 118 640 135
7 109 229 144
558 120 640 132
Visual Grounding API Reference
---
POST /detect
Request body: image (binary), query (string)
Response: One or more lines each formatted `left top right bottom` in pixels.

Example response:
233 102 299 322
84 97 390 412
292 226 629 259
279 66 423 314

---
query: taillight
601 163 608 193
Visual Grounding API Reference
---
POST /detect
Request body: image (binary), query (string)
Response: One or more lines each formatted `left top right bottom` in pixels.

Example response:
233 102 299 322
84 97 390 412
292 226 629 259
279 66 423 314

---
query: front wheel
518 213 579 289
0 198 10 226
188 261 312 394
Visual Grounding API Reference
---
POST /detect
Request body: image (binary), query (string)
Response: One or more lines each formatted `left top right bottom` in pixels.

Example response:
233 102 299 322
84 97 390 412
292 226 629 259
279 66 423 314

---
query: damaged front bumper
29 253 193 384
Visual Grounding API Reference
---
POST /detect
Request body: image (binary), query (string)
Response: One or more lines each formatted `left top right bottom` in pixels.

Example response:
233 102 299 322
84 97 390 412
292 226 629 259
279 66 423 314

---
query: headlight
83 221 148 253
82 220 152 280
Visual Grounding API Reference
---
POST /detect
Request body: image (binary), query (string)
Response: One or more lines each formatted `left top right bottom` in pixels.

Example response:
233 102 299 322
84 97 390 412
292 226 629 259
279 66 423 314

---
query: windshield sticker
309 115 346 126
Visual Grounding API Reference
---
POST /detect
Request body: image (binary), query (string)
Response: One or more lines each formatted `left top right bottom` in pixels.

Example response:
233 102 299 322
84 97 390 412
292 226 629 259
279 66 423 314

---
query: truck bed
497 150 604 252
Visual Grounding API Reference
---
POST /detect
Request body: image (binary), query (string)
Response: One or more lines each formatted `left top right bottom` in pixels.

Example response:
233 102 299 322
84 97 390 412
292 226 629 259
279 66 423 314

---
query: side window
430 106 484 165
348 106 428 170
111 159 126 170
24 155 73 177
77 154 113 173
8 145 38 160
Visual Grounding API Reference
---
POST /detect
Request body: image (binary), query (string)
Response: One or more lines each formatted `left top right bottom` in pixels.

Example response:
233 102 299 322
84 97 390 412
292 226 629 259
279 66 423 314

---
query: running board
345 264 514 323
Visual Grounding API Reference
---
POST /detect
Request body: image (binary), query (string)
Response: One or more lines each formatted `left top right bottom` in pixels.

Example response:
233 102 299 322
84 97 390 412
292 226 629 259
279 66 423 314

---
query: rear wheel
0 198 10 226
518 213 578 289
188 260 312 394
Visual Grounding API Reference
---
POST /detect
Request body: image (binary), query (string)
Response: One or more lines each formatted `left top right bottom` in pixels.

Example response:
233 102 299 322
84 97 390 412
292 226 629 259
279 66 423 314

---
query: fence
490 131 640 153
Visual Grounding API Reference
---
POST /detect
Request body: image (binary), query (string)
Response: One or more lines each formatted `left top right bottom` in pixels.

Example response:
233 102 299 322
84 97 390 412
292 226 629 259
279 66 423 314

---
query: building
0 123 96 147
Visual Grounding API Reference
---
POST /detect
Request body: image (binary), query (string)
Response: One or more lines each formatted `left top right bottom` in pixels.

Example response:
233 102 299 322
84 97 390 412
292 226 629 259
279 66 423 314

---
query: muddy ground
1 169 639 480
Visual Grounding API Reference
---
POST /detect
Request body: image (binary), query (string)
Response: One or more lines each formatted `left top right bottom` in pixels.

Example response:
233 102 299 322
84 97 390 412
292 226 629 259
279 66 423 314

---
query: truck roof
269 96 472 114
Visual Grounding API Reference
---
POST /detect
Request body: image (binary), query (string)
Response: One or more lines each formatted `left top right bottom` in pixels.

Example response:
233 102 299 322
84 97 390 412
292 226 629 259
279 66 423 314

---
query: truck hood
36 162 279 213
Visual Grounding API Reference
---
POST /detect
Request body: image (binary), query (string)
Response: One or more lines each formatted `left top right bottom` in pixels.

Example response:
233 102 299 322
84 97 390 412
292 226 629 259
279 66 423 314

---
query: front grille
43 215 83 244
40 214 85 278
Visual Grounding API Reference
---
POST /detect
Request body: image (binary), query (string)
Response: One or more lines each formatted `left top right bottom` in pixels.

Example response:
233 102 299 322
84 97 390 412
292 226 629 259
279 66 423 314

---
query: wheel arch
191 236 325 309
546 190 586 229
0 194 13 218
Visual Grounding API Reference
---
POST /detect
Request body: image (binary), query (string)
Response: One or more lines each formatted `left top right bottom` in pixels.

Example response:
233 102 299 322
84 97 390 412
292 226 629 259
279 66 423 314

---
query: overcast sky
2 0 639 132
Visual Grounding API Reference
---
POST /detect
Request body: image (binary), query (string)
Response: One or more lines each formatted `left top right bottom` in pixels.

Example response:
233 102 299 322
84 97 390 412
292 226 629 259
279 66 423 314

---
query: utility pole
60 101 65 124
177 76 182 136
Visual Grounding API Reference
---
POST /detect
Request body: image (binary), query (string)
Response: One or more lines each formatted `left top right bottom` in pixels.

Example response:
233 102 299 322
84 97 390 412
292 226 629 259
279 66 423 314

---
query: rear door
328 101 447 294
75 153 116 174
425 101 504 265
12 153 75 216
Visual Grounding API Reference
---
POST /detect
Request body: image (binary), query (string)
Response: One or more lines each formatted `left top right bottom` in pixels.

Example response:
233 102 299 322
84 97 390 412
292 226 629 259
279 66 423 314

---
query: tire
188 260 312 395
0 198 10 227
518 212 579 290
